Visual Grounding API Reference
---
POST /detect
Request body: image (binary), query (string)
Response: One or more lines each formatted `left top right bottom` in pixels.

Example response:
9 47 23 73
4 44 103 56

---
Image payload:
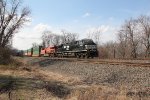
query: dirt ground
0 57 149 100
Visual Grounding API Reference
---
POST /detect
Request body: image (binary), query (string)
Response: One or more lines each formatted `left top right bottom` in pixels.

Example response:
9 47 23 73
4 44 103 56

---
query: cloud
101 26 118 43
86 25 110 33
82 12 91 18
13 36 42 50
33 23 51 32
13 23 52 50
85 25 118 43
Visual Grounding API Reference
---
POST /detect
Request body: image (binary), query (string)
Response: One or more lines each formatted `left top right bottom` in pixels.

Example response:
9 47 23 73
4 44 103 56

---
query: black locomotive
57 39 98 58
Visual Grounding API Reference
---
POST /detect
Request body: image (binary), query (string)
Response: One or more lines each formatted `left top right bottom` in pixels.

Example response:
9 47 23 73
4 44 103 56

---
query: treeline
33 30 79 48
99 15 150 59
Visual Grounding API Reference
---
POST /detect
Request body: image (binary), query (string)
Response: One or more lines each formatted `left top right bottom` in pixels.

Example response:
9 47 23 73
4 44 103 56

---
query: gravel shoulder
27 58 150 91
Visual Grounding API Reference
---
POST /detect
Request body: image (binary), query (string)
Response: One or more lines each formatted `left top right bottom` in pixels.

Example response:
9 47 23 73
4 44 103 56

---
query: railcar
32 46 42 57
23 50 28 56
27 48 33 57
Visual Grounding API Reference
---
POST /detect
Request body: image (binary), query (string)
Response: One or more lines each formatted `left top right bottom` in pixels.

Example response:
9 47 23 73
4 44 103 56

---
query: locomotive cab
78 39 98 58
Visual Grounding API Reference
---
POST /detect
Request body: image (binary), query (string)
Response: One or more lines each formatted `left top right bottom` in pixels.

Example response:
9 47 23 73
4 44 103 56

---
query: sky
13 0 150 50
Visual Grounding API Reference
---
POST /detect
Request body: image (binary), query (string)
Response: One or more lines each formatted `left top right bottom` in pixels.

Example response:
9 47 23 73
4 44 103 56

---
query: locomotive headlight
66 46 69 50
64 46 66 48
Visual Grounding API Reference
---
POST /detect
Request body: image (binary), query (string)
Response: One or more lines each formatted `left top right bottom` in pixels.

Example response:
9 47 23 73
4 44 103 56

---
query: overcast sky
13 0 150 50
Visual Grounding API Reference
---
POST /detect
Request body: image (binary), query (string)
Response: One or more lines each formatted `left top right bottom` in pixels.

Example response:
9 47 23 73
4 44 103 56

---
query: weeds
45 82 71 98
0 47 12 65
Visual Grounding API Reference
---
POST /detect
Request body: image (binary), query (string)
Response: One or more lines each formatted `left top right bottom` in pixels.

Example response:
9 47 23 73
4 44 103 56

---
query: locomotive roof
81 39 93 42
62 39 95 45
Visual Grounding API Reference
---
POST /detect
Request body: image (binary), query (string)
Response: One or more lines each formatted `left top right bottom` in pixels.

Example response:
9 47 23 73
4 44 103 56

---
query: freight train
23 39 98 58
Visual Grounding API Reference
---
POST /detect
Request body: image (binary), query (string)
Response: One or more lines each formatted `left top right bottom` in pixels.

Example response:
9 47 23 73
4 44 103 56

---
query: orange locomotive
40 46 57 57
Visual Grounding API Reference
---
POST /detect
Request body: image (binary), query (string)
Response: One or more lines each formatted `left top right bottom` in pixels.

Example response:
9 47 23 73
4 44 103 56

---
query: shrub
0 47 12 65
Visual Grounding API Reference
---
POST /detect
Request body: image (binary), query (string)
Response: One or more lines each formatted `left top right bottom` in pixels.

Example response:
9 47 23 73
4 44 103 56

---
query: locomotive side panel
45 46 57 57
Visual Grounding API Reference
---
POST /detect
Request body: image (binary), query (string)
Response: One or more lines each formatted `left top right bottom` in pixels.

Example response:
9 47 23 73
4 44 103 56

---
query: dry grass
0 68 148 100
66 85 149 100
68 86 118 100
0 58 149 100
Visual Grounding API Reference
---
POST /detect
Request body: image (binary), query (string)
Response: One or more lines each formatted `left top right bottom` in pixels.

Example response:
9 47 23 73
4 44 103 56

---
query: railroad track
25 57 150 67
76 59 150 67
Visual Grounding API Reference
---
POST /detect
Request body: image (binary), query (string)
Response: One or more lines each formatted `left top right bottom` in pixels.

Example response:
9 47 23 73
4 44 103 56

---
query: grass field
0 57 149 100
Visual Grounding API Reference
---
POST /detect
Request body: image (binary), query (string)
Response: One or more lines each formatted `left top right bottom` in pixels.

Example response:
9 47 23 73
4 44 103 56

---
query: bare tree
98 41 117 59
98 45 108 58
42 30 78 47
32 42 38 48
87 27 101 45
117 29 128 58
52 34 62 46
42 30 62 47
119 18 140 58
138 15 150 57
61 29 78 43
0 0 30 48
106 41 116 58
42 31 52 47
0 0 2 14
